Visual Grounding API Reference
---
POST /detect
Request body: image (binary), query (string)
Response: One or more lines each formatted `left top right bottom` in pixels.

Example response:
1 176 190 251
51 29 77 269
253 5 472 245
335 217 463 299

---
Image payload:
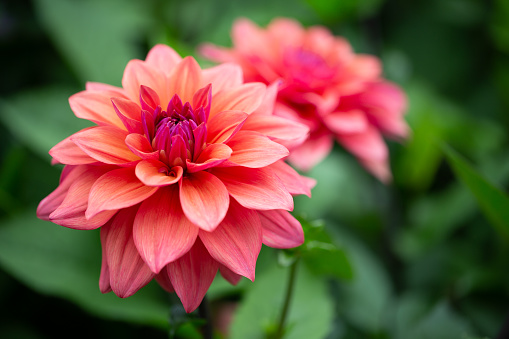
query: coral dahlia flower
201 18 409 182
37 44 312 313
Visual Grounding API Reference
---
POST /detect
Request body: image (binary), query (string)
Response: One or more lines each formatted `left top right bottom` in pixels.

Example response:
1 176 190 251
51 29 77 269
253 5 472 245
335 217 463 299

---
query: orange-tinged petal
49 165 117 229
122 59 167 104
86 167 158 218
186 143 232 173
242 113 309 143
135 160 183 186
133 186 198 273
206 110 248 144
167 239 218 313
201 63 243 95
71 126 139 165
199 200 262 281
225 131 289 168
179 171 229 231
145 44 183 75
267 160 314 197
111 97 143 134
211 167 293 211
287 133 333 172
101 206 155 298
69 91 124 129
252 80 279 115
49 132 98 165
258 210 304 249
125 134 158 160
209 83 266 118
168 56 203 104
86 82 128 97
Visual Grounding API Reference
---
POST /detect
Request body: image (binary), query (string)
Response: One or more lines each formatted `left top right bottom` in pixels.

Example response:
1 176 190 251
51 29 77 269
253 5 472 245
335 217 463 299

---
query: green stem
275 257 300 339
198 295 213 339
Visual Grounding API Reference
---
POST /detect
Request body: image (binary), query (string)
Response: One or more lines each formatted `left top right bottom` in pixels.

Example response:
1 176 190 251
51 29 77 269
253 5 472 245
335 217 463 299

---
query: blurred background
1 0 509 338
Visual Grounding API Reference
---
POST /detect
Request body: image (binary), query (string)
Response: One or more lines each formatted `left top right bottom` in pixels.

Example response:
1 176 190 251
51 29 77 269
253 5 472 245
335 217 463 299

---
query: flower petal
286 132 333 172
69 90 124 129
219 264 242 285
210 83 266 118
179 171 229 231
266 160 314 197
323 109 368 134
71 126 140 165
49 132 98 165
258 210 304 248
48 166 117 229
201 63 243 95
211 167 293 211
155 266 175 293
186 143 232 173
145 44 183 75
133 186 199 273
168 56 203 104
125 133 159 160
206 110 248 144
199 200 262 281
101 206 155 297
135 160 183 187
224 131 289 168
167 239 219 313
86 167 158 218
242 113 309 142
111 97 144 134
86 82 128 96
122 59 167 104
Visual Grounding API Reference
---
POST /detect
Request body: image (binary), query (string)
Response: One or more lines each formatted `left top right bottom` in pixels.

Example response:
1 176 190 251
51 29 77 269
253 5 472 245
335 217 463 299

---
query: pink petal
359 157 392 184
206 110 248 144
179 171 229 231
323 109 368 134
231 18 268 56
49 132 97 165
168 56 203 104
111 97 144 134
266 160 314 197
209 83 266 118
201 63 243 95
286 133 333 172
125 133 159 160
37 165 88 220
139 85 161 112
86 82 129 97
86 167 158 218
219 264 242 285
186 143 232 173
135 160 183 186
199 200 262 281
192 84 212 120
122 59 167 105
101 206 155 297
155 266 175 293
225 131 289 168
70 126 140 165
258 210 304 249
133 186 199 273
211 167 293 211
69 90 124 129
252 81 280 115
167 239 219 313
99 250 112 293
336 125 387 162
145 44 183 75
49 166 117 229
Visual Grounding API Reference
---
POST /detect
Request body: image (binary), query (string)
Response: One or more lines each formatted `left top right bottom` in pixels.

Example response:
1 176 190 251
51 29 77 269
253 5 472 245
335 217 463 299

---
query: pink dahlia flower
201 18 409 182
37 44 312 313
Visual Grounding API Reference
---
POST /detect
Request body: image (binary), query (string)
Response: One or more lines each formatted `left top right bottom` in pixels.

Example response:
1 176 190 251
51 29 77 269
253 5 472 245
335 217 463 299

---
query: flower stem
198 295 213 339
275 257 300 339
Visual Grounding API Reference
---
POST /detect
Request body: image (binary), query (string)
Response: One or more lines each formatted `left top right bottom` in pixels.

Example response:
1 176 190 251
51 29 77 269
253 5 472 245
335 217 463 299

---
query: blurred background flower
1 0 509 338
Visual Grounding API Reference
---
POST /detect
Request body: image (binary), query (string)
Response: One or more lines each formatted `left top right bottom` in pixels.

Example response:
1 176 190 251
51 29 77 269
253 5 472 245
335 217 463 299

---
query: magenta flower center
141 93 208 168
283 48 336 88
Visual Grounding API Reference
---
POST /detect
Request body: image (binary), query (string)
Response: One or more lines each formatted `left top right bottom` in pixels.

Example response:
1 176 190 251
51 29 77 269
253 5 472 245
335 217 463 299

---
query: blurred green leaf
0 212 168 327
230 264 333 339
0 87 91 160
34 0 150 85
306 0 383 22
443 145 509 240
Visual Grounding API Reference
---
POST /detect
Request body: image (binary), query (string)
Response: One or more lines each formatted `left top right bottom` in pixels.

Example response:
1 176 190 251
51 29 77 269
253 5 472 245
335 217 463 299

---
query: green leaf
230 264 334 339
34 0 150 85
443 145 509 240
0 211 168 327
0 87 91 159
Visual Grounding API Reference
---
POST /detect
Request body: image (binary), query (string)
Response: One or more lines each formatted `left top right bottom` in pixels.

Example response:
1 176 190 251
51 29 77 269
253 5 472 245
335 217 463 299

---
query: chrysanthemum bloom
37 44 312 312
201 18 409 182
